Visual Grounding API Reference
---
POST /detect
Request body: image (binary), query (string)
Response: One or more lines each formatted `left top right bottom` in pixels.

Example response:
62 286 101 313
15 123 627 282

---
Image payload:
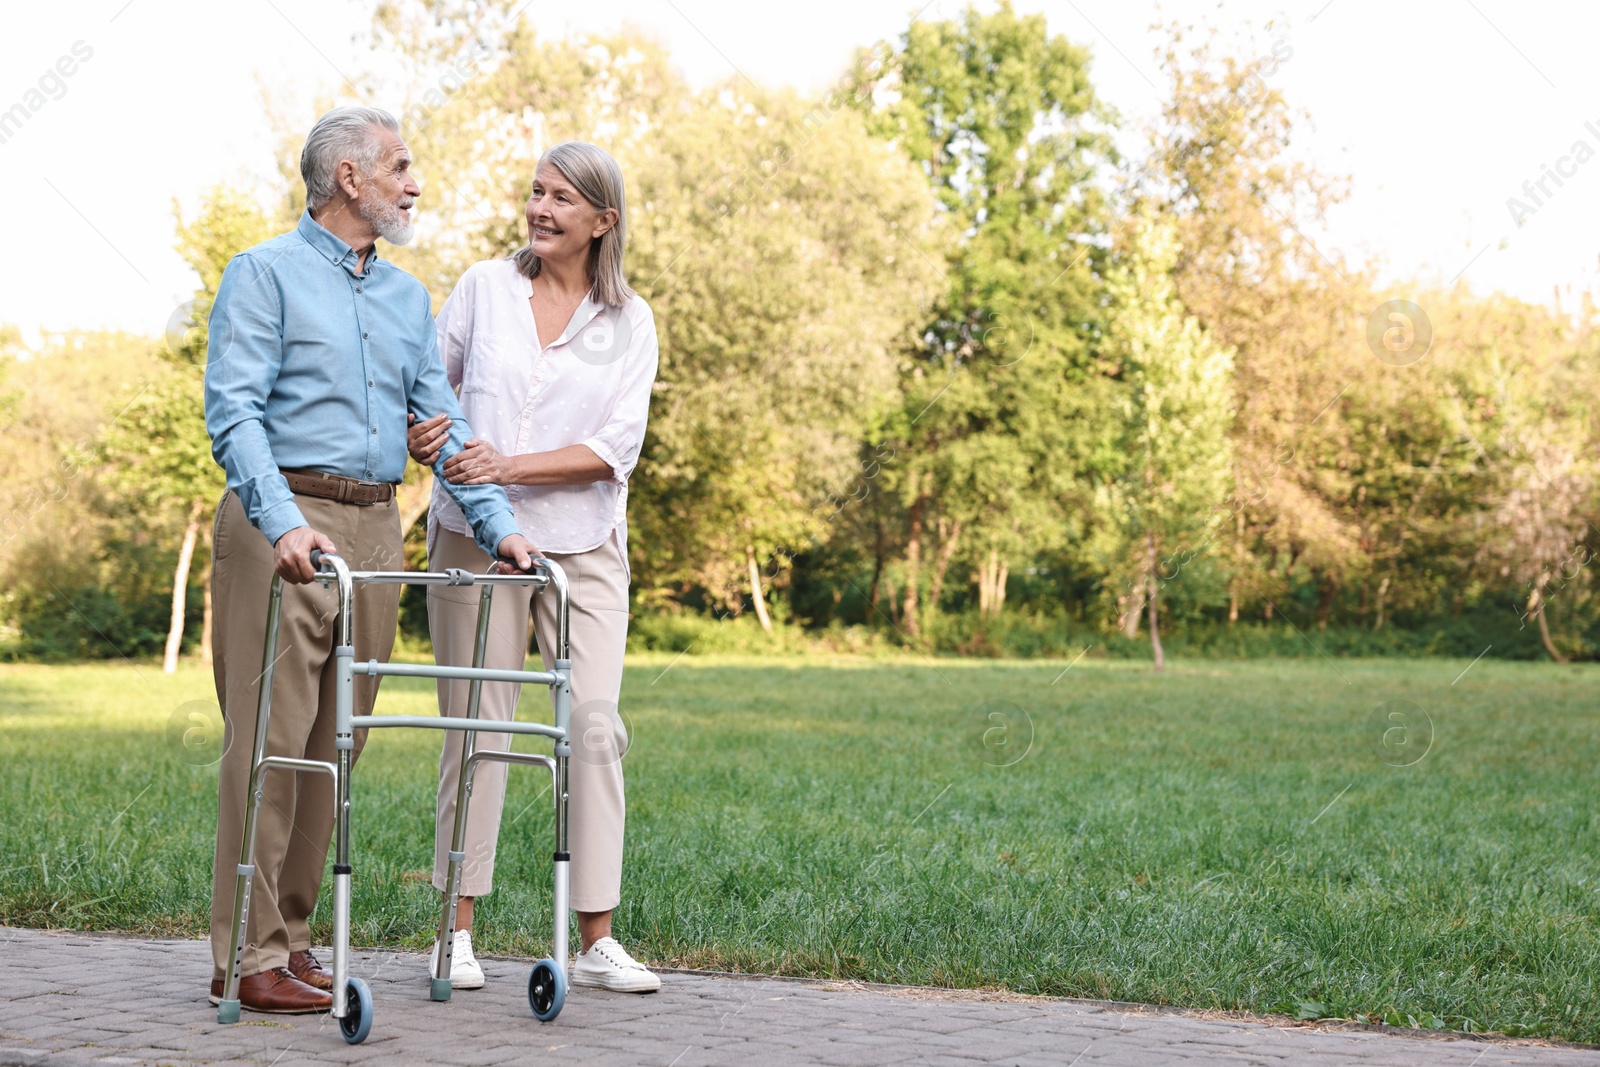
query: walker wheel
339 977 373 1044
527 958 566 1021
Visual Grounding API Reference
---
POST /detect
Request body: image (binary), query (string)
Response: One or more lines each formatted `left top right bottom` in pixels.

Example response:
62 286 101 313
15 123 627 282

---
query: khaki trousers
427 526 630 912
208 490 401 979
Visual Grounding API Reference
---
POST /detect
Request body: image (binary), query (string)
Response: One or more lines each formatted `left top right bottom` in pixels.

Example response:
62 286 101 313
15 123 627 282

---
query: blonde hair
513 141 634 309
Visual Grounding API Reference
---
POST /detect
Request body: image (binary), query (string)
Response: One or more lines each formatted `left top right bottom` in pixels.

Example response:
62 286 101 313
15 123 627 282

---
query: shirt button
367 380 374 387
362 332 369 339
370 427 378 434
356 287 363 293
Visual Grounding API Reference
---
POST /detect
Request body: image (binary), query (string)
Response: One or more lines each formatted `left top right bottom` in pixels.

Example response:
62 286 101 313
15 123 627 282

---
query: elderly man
203 106 535 1014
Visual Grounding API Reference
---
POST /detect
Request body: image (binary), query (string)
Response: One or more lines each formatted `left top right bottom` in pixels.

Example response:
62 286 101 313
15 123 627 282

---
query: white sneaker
429 929 485 990
570 936 661 993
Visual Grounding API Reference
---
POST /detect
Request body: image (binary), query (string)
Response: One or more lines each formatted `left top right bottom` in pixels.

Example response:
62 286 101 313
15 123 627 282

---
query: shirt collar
297 210 379 277
547 289 601 348
516 270 609 347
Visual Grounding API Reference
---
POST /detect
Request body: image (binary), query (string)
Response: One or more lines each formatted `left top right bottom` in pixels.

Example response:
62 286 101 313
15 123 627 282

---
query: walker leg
332 750 351 1020
218 579 285 1025
529 646 571 1022
332 619 355 1021
546 565 573 974
433 586 495 1001
552 846 570 970
551 656 572 971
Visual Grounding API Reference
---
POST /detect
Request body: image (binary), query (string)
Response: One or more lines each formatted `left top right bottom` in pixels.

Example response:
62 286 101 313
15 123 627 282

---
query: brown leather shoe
207 968 331 1014
288 949 334 991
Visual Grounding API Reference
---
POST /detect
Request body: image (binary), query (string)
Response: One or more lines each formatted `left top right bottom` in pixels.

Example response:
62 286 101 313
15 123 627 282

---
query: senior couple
202 106 659 1014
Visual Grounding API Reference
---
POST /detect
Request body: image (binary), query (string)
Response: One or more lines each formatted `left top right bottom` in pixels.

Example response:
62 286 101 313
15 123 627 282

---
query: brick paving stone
0 1049 52 1066
3 930 1599 1067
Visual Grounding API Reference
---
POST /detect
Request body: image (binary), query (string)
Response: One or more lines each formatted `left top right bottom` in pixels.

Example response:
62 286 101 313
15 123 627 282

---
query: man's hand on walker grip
275 525 338 584
494 533 539 574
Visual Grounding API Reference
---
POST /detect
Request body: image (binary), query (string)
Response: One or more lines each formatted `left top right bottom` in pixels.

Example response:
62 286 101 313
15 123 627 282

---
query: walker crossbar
353 715 565 740
217 550 574 1042
355 661 560 687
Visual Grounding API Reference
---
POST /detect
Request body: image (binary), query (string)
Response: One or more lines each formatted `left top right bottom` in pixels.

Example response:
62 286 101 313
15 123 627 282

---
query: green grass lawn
1 654 1596 1041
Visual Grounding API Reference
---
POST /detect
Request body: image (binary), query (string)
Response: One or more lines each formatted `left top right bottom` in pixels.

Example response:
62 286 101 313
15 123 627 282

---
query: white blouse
426 257 659 567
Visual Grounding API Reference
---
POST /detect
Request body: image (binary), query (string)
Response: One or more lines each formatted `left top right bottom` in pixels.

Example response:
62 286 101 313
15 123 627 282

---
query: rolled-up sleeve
409 290 520 558
204 253 306 545
581 308 659 484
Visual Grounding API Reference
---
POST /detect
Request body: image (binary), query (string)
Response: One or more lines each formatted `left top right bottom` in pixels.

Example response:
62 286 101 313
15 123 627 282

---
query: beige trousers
428 526 630 912
208 490 401 979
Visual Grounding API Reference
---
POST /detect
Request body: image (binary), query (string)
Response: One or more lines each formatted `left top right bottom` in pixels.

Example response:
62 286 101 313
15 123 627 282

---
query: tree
1099 213 1234 669
1138 23 1360 629
96 374 222 671
627 84 945 615
847 1 1116 639
360 10 944 616
139 185 285 668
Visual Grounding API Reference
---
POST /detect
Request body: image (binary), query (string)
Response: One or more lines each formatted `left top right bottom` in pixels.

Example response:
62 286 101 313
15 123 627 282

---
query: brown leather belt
280 468 396 506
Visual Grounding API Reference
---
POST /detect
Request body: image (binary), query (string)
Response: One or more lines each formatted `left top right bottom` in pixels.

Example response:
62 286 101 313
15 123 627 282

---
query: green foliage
170 186 284 367
2 532 188 661
0 333 178 658
627 85 945 607
5 8 1599 661
1095 212 1235 637
839 2 1118 637
96 371 221 515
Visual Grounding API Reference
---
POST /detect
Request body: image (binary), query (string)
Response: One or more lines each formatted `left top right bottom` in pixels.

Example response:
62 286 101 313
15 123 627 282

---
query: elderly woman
408 141 659 993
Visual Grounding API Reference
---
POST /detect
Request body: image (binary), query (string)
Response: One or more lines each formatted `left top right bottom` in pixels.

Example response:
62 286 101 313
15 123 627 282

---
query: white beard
359 192 415 246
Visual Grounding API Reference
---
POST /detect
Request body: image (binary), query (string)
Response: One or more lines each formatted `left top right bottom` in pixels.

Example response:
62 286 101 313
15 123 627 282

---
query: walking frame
216 549 574 1043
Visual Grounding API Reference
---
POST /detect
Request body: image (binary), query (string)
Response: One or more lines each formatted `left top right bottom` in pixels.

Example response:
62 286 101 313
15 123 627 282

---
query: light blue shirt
204 212 520 556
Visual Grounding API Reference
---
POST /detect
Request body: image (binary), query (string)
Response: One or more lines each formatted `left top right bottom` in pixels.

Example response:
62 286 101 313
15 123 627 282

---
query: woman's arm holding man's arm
440 440 613 486
420 305 659 488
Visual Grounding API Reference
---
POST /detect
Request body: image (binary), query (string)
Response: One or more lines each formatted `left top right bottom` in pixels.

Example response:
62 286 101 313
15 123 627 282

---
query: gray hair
301 106 401 210
513 141 635 309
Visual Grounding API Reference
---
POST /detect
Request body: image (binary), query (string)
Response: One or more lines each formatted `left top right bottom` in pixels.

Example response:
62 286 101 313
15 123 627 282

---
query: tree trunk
976 547 995 617
975 548 1009 618
901 477 926 639
1146 531 1164 672
928 518 962 615
163 499 204 674
1315 572 1335 630
1228 511 1244 624
868 518 885 610
1528 582 1568 663
1119 590 1142 637
746 545 773 635
1373 574 1390 631
199 514 214 665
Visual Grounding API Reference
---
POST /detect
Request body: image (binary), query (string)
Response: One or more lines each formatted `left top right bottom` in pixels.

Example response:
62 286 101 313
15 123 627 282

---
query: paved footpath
1 929 1596 1067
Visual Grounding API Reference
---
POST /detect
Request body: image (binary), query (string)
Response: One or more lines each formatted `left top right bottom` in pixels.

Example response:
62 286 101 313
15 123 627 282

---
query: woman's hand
408 412 452 467
443 437 516 486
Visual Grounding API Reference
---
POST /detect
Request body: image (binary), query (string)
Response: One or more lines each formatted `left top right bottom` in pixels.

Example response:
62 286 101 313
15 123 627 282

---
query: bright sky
2 0 1596 344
